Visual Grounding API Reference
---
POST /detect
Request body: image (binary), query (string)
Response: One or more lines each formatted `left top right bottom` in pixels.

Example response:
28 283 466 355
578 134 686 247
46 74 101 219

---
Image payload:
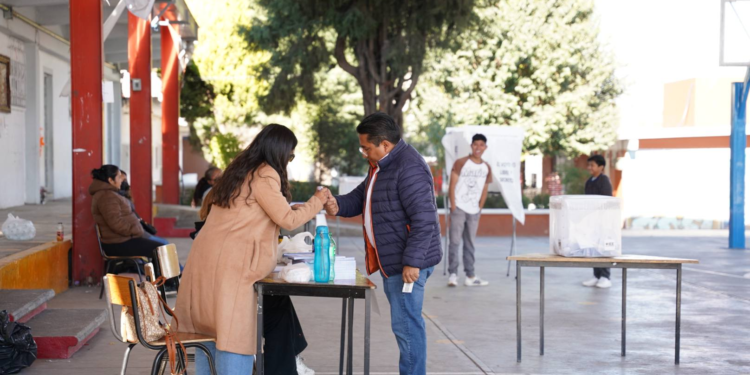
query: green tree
243 0 477 129
181 60 215 149
208 131 243 169
412 0 622 159
185 0 269 128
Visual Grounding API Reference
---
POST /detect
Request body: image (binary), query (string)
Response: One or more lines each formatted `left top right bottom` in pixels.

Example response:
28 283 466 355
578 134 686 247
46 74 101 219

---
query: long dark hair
211 124 297 208
91 165 120 183
193 166 220 206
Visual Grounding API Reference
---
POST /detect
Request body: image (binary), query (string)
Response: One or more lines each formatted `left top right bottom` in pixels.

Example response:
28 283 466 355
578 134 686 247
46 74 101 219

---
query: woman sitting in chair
176 124 324 375
89 165 169 258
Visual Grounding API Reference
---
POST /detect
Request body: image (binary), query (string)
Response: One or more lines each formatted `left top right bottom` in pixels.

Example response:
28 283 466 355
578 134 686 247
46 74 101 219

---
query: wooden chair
97 224 147 299
144 260 195 375
103 274 217 375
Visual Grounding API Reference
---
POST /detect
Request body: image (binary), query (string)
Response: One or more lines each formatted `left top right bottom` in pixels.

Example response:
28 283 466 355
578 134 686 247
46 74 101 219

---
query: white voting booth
441 126 526 276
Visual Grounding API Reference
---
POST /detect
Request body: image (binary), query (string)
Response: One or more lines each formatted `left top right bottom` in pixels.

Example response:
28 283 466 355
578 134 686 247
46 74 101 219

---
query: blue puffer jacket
335 140 442 276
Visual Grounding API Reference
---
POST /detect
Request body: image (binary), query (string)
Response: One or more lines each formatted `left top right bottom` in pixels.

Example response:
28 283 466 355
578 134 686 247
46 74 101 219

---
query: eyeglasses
290 154 296 162
358 147 369 156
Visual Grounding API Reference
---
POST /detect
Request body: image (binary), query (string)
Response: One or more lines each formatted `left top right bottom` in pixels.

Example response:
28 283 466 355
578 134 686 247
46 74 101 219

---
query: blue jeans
381 266 434 375
195 342 254 375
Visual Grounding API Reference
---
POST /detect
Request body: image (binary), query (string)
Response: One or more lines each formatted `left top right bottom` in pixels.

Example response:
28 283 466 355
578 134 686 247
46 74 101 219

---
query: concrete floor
20 234 750 375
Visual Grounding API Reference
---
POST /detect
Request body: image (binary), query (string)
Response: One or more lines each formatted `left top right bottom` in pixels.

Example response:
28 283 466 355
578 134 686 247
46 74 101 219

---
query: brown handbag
121 277 187 375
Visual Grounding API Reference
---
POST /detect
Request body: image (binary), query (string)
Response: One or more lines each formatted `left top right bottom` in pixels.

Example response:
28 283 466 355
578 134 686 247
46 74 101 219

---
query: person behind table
324 112 442 375
447 133 492 287
89 165 169 260
581 154 614 289
175 124 329 375
193 166 222 208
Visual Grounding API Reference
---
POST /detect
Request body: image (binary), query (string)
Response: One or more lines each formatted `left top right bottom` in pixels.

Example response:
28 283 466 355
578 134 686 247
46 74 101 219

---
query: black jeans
263 295 308 374
594 267 611 279
101 233 170 258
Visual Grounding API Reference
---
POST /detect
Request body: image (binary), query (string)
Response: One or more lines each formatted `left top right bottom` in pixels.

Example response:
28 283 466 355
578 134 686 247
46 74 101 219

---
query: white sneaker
448 273 458 287
296 356 315 375
596 277 612 289
464 276 489 287
582 278 599 287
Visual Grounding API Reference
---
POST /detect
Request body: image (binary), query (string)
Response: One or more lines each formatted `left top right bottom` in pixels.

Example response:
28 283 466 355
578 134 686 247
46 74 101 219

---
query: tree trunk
335 35 420 131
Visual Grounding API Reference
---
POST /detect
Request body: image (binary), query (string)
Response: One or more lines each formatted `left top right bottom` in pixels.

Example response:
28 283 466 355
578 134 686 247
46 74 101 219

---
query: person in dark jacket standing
324 112 441 375
581 154 614 289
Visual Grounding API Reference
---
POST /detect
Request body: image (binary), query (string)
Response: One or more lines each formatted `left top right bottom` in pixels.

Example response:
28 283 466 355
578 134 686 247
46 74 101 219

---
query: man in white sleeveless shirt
448 134 492 287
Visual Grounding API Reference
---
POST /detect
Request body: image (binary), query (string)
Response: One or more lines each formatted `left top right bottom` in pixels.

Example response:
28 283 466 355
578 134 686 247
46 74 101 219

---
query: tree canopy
412 0 622 159
243 0 477 128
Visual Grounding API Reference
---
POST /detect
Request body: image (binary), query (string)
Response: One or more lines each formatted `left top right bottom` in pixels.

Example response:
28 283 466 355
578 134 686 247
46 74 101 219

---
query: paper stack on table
334 256 357 280
284 253 357 280
283 253 314 264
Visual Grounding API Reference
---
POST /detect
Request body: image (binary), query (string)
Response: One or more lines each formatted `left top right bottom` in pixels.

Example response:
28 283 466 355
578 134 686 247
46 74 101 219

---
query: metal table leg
365 290 371 375
622 268 627 357
256 285 264 375
340 298 347 375
347 297 354 375
540 266 544 356
516 261 522 362
676 265 682 365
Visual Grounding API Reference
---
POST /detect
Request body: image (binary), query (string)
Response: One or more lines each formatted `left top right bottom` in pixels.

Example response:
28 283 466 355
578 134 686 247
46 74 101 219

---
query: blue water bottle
314 214 331 283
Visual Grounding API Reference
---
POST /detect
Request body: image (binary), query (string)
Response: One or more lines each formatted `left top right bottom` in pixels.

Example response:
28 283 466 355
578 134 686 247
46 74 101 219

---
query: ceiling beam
105 51 162 66
2 0 68 6
105 41 162 55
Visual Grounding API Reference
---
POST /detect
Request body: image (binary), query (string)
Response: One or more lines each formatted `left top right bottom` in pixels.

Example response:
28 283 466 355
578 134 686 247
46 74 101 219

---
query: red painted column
70 0 103 282
128 13 153 223
161 17 180 204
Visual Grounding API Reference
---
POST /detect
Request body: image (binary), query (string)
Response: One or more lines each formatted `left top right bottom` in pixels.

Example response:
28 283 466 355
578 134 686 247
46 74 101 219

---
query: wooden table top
507 253 699 264
257 269 377 289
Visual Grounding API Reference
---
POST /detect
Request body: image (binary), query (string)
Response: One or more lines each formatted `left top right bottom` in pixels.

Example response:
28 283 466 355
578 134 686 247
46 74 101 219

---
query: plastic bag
1 214 36 241
278 232 314 264
0 310 37 374
279 263 312 283
283 232 313 253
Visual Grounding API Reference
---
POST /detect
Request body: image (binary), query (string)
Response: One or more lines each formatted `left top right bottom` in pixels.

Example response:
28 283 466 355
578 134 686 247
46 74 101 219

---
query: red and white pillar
70 0 104 282
161 13 180 204
128 13 153 223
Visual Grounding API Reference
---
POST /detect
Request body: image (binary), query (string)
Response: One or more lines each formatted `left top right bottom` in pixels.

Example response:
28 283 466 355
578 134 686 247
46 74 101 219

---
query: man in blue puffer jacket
325 112 442 375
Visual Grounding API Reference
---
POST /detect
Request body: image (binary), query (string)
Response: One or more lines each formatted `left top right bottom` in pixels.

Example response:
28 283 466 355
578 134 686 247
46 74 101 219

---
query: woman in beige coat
175 124 328 375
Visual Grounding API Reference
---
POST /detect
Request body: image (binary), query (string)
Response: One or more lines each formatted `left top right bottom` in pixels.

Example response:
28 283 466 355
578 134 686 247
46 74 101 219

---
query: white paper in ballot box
549 195 623 257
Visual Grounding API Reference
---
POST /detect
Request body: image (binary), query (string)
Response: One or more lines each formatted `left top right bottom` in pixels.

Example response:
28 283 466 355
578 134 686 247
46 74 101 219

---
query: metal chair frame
97 224 147 299
103 274 217 375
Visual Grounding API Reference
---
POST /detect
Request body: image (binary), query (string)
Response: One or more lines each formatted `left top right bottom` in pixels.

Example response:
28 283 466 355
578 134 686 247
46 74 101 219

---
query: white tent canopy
442 126 526 224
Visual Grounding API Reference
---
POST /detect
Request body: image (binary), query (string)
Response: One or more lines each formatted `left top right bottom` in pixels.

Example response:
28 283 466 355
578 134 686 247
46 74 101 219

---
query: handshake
294 186 339 215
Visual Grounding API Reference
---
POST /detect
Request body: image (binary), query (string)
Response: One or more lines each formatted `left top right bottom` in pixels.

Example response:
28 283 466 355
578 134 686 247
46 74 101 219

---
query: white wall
39 50 72 200
120 102 131 174
0 32 27 208
152 104 162 186
0 20 71 208
0 108 27 208
621 148 750 222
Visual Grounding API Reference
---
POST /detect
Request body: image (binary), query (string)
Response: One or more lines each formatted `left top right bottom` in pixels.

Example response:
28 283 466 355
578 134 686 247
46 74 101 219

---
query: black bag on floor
0 310 37 374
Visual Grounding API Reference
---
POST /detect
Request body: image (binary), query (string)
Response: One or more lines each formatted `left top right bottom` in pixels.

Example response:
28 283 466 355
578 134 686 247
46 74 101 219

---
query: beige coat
174 164 323 355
